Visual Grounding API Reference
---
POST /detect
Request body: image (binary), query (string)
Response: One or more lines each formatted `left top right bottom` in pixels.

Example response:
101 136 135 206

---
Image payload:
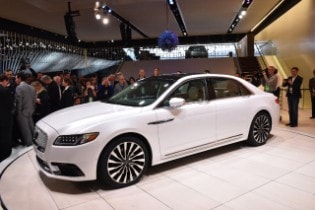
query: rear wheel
247 112 271 146
98 136 148 188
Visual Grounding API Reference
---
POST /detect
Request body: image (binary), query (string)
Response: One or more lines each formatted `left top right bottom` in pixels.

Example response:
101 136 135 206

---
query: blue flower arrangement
158 30 179 51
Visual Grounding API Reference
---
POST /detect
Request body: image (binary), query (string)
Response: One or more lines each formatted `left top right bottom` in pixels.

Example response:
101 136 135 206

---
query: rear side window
210 78 251 99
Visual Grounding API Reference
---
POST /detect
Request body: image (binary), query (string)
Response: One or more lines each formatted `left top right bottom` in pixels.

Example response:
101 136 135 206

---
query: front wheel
247 112 272 146
98 136 149 188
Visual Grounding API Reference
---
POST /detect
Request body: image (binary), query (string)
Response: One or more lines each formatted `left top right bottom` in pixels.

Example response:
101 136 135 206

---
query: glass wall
1 28 275 74
124 43 238 61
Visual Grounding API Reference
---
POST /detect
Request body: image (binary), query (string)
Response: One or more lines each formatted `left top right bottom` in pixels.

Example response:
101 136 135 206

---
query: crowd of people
0 67 161 162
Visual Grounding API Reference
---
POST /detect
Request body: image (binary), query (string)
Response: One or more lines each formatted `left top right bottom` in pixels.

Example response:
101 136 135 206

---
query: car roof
150 73 256 91
143 73 196 82
151 73 237 80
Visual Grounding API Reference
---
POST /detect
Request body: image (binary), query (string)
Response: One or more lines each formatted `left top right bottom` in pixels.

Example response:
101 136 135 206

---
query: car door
211 77 252 141
154 79 216 158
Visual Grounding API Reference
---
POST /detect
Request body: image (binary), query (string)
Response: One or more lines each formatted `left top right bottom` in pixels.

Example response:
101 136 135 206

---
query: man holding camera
262 66 280 98
282 67 303 127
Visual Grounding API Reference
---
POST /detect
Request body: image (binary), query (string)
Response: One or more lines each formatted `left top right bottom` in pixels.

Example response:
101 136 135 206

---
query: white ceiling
0 0 282 42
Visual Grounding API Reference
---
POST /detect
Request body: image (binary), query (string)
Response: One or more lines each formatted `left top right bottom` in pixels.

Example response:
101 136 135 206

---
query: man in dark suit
283 67 303 127
15 72 37 146
41 75 61 112
60 77 74 109
0 74 14 161
4 69 17 96
309 69 315 119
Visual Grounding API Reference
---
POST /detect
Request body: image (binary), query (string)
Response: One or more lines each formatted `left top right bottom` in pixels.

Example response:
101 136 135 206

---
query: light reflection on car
33 73 280 188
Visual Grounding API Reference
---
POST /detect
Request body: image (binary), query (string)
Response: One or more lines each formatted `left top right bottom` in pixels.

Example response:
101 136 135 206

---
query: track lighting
227 0 253 33
94 1 149 39
94 3 110 24
167 0 188 36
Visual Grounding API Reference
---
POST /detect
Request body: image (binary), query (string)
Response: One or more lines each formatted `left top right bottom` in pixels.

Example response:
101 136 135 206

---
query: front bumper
33 121 102 182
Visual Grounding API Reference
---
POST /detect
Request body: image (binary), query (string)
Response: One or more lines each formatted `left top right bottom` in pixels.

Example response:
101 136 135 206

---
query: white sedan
33 73 280 188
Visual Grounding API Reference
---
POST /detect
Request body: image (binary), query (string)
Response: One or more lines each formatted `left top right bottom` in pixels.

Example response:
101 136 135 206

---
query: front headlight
54 132 99 146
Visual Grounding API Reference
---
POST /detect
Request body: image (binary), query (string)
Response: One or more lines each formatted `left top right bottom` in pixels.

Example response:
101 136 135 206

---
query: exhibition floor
1 109 315 210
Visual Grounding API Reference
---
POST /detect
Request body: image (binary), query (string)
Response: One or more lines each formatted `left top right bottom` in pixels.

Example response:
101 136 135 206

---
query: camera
249 68 267 87
255 68 269 78
252 68 269 82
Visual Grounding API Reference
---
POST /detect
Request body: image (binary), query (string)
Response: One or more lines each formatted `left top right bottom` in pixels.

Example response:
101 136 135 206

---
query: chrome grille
34 127 48 152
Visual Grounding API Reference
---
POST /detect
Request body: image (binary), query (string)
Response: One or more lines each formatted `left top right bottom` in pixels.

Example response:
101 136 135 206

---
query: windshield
107 77 176 107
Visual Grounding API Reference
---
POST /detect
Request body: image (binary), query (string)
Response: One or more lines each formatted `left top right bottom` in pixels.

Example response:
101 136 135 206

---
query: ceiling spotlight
168 0 175 5
240 10 247 16
95 13 101 20
238 10 247 19
103 17 109 24
95 1 100 10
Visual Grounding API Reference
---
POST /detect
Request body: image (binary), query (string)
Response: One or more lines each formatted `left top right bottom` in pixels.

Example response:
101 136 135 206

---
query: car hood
39 101 138 134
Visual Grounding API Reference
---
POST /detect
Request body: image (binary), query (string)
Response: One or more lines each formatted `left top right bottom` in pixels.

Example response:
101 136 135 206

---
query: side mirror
169 97 185 108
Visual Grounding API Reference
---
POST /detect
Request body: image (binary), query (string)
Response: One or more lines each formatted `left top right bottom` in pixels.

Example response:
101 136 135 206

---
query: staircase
237 57 262 73
236 57 263 86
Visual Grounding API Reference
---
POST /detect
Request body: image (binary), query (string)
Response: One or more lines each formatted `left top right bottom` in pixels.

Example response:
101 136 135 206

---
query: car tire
97 136 149 188
247 112 271 146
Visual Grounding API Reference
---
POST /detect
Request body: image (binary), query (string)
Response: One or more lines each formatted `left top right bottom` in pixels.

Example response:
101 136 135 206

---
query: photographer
261 66 280 97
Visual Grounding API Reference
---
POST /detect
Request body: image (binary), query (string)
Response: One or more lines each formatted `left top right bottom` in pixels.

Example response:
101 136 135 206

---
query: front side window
161 79 206 106
107 77 175 106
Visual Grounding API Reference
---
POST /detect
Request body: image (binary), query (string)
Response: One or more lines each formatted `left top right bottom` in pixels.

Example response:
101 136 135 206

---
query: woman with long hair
31 80 50 123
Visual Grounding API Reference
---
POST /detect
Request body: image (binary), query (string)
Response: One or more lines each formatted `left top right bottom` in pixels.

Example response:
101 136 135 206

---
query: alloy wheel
107 141 146 184
252 114 271 144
